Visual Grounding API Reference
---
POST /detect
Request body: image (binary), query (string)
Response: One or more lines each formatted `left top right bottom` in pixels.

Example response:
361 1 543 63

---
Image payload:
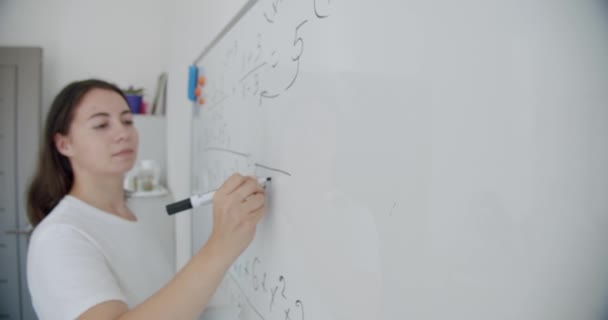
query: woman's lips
112 149 134 157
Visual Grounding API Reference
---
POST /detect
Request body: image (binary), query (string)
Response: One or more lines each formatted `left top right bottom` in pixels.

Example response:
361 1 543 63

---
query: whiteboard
191 1 608 319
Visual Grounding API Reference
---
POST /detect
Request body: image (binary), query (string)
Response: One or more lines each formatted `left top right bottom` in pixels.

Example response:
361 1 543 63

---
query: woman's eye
123 120 133 125
94 123 108 129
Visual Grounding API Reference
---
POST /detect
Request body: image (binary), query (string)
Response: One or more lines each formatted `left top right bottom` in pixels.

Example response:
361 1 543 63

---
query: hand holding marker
166 176 271 215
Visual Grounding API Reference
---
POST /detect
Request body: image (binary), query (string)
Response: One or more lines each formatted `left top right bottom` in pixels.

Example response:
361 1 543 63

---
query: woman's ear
54 133 73 157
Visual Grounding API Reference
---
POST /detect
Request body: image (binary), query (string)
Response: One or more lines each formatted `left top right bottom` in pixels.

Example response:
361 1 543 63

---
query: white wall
0 0 170 116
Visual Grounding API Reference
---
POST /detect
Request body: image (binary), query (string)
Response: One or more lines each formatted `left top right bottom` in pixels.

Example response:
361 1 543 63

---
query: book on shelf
151 72 168 115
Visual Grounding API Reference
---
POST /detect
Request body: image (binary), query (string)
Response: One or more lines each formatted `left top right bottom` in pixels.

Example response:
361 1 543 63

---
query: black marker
166 177 271 215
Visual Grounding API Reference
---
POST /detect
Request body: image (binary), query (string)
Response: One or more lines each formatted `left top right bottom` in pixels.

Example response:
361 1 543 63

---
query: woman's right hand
207 174 267 265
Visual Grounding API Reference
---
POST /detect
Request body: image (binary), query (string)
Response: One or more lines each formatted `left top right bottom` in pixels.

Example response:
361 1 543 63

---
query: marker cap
166 198 193 215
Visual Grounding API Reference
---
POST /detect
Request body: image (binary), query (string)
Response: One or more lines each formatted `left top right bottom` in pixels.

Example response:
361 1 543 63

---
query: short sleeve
27 223 127 320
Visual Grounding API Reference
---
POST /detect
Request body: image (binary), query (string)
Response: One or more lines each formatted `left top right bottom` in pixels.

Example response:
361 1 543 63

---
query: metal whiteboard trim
192 0 260 65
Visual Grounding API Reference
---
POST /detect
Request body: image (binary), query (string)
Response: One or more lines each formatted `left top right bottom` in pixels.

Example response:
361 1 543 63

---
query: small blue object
187 65 198 101
125 94 143 114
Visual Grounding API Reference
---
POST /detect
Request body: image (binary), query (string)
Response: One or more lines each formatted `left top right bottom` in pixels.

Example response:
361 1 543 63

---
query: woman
26 79 266 319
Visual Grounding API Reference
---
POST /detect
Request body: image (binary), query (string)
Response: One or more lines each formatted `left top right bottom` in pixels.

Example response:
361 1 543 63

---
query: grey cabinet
0 47 41 320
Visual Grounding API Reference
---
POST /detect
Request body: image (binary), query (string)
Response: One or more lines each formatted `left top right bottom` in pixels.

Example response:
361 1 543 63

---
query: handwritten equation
191 143 291 194
202 0 332 110
193 1 331 318
222 256 305 320
198 110 232 150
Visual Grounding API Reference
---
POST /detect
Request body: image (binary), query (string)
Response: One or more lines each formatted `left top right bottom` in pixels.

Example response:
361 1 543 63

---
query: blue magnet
187 65 198 101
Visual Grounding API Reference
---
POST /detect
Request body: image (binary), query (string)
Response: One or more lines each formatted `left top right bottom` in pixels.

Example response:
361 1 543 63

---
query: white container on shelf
123 115 168 197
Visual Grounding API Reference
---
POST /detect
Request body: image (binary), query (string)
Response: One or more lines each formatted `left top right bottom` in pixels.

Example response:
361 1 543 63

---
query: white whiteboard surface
191 1 608 319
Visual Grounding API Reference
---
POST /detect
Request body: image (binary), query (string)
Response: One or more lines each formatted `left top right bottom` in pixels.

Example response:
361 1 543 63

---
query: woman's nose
114 121 132 142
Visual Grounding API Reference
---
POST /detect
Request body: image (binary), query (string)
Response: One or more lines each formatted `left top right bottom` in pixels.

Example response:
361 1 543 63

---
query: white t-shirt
27 195 174 320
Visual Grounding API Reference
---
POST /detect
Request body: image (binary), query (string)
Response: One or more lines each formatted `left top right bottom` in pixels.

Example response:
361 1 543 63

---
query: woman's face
55 88 139 176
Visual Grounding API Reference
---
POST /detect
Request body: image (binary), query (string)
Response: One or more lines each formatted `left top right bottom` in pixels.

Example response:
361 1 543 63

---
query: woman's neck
69 171 137 221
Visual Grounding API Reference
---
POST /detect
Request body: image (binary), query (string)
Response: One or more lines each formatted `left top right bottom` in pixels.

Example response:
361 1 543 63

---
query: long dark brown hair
27 79 128 227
